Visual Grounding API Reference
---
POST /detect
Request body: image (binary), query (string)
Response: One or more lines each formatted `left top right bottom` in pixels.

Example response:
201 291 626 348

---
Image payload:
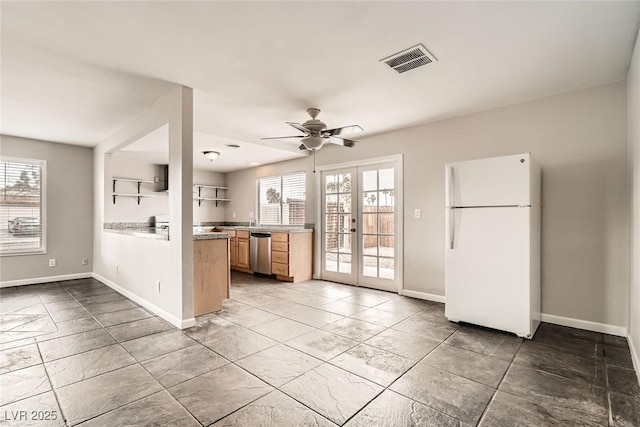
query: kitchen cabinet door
229 238 238 267
237 238 250 269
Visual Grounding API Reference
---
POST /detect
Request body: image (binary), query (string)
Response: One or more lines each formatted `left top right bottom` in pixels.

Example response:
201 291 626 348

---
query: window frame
256 171 306 226
0 156 47 257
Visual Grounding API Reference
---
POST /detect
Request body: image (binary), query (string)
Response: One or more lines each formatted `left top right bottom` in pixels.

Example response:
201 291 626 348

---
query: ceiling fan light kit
261 108 363 153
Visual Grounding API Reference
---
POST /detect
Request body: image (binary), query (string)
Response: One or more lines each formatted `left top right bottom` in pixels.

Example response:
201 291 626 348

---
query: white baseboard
628 333 640 386
400 289 446 304
92 273 195 330
540 313 627 337
1 272 93 288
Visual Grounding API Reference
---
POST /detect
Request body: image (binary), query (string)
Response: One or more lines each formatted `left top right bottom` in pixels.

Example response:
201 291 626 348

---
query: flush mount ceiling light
225 144 240 148
203 151 220 161
247 161 261 166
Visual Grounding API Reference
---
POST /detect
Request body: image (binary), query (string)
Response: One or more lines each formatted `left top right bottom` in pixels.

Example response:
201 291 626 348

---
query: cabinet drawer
223 229 236 237
272 251 289 265
237 230 250 239
272 242 289 252
272 262 289 276
272 232 289 243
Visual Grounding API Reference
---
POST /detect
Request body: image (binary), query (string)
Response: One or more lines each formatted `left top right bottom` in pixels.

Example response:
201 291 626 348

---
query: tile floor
0 273 638 426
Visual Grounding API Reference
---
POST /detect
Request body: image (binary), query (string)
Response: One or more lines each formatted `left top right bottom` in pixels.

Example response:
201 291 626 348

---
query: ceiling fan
261 108 363 152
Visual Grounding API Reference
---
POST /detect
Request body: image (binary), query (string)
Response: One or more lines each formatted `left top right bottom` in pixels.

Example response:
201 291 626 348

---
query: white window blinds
256 172 306 226
0 158 46 255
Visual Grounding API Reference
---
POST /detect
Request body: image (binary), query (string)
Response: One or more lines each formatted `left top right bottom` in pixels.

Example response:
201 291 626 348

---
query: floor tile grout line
70 390 202 427
481 339 615 427
339 326 459 426
35 332 71 427
475 339 524 426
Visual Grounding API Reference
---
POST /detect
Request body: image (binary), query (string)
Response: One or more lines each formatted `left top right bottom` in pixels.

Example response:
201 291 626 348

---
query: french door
320 161 401 292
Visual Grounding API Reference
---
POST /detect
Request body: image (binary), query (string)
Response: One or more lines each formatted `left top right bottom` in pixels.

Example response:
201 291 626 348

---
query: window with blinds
0 158 46 255
256 172 306 226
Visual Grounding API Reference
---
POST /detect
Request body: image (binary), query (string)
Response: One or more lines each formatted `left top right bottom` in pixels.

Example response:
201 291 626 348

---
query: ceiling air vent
380 44 437 74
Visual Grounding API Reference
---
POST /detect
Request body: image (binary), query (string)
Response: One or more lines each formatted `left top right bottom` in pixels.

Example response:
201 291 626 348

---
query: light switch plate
414 209 421 219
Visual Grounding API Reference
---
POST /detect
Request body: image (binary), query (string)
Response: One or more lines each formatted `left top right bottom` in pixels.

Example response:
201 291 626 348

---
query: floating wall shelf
112 177 157 205
194 184 230 207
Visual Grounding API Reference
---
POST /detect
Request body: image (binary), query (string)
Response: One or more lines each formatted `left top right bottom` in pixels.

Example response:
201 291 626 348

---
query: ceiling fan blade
329 136 357 148
287 122 310 134
257 139 311 156
324 125 363 137
261 136 304 140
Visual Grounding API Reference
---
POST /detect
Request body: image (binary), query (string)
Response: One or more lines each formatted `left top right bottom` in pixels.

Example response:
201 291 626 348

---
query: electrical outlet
156 281 161 293
154 176 160 183
248 211 254 219
116 264 119 274
232 212 236 219
414 209 422 219
48 259 56 267
82 258 88 265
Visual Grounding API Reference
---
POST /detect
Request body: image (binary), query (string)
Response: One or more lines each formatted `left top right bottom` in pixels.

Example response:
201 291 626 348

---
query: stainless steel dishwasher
250 232 272 275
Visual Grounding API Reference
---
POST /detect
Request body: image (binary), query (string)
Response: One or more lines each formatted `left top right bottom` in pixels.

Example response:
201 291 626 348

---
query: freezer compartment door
445 153 531 207
445 206 531 336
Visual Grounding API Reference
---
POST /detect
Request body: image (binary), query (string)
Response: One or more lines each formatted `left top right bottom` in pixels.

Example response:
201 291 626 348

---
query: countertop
216 226 312 234
104 227 230 241
103 223 312 241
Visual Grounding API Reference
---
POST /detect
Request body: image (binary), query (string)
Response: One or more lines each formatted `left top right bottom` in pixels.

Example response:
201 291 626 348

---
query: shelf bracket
137 195 142 205
112 179 116 193
113 194 116 204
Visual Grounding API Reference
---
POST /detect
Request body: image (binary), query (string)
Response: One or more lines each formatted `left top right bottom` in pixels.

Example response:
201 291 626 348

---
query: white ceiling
2 2 639 172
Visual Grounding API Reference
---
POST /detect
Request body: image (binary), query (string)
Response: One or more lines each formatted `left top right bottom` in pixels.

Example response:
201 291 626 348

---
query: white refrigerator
444 153 541 338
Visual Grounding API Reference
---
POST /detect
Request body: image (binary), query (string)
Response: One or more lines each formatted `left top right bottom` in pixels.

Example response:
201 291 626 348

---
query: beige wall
226 81 629 328
628 29 640 372
0 135 93 282
107 153 168 223
193 169 225 224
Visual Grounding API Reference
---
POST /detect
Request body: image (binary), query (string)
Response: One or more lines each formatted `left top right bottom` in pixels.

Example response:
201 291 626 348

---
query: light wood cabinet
193 238 230 315
223 229 251 273
237 238 250 269
271 232 313 282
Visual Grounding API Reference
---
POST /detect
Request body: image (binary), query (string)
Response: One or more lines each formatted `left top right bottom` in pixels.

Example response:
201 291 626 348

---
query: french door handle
350 228 356 232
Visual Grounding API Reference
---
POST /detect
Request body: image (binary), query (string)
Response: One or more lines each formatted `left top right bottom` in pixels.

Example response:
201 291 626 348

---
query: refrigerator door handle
449 208 455 249
448 166 454 208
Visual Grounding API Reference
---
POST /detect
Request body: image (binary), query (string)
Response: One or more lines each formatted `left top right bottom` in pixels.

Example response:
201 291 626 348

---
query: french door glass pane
325 175 338 193
363 214 377 234
339 174 352 193
362 170 377 191
363 235 378 256
379 168 394 190
339 254 352 273
379 236 394 258
379 258 394 279
378 190 394 209
363 192 378 209
326 195 338 212
325 253 337 272
338 233 352 254
339 194 352 213
363 256 378 277
338 214 351 232
325 234 338 252
326 214 338 233
379 213 394 235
